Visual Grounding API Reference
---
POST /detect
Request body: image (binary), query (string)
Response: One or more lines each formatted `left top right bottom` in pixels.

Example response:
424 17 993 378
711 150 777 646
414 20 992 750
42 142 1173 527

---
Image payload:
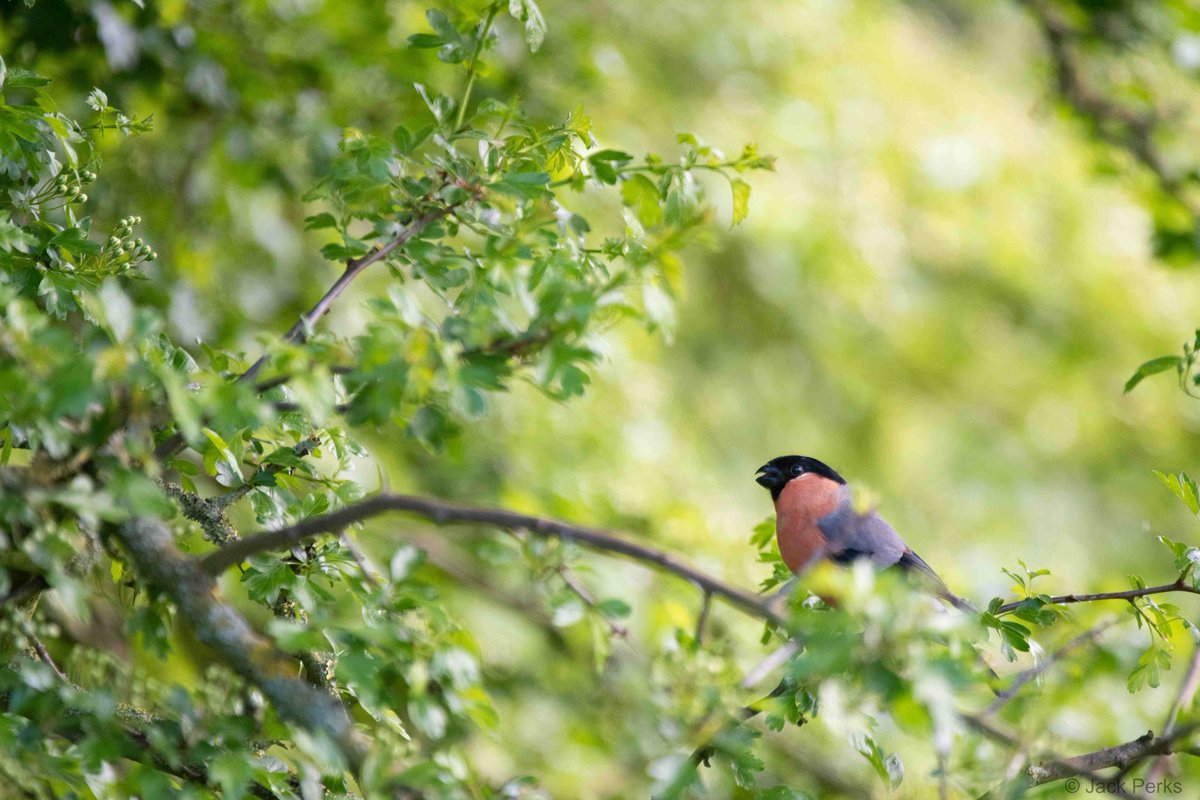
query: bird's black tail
897 549 978 614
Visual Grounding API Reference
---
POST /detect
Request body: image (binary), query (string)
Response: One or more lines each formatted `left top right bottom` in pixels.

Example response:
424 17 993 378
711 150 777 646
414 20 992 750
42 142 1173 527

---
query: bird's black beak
755 463 782 491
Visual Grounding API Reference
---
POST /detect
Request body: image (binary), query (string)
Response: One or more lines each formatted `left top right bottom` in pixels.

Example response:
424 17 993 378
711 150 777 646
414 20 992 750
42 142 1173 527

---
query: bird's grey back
817 492 907 568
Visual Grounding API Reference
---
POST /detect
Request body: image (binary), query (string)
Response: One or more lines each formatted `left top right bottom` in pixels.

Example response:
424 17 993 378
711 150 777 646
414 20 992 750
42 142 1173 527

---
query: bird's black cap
755 455 846 500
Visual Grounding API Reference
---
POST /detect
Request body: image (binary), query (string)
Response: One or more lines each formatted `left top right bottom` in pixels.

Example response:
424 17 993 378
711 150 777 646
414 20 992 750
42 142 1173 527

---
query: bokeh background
7 0 1200 795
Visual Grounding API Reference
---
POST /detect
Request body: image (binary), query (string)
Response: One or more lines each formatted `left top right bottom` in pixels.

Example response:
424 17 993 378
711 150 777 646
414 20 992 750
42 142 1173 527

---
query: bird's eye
791 464 804 476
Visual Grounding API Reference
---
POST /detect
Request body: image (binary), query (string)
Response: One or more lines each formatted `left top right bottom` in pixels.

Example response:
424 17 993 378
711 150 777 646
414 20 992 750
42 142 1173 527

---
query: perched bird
755 454 975 612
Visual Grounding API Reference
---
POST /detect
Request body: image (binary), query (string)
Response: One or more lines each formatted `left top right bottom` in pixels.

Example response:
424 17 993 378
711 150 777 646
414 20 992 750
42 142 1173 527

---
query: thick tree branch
112 516 370 771
996 578 1200 614
197 493 783 625
966 715 1140 799
1025 724 1200 786
1017 0 1200 219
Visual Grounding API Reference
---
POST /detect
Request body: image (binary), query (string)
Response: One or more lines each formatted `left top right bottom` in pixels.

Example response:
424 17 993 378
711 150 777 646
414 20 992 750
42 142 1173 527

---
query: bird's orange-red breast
773 472 845 572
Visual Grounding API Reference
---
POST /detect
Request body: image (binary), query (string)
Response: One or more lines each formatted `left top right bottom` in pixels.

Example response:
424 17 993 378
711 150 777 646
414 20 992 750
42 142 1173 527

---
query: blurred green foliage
6 0 1200 797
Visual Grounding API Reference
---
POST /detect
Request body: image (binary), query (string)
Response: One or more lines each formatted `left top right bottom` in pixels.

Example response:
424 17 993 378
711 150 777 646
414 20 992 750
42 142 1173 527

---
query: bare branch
558 564 628 638
255 364 353 394
197 493 782 625
996 579 1200 614
162 482 240 544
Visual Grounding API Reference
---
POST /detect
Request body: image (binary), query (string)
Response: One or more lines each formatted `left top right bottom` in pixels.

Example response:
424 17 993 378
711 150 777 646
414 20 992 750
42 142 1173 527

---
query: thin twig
339 532 382 589
255 365 353 394
996 578 1200 614
694 590 713 645
740 640 800 691
19 620 67 683
558 565 628 638
197 493 782 625
272 400 352 415
238 207 453 384
1025 725 1198 787
984 618 1117 714
155 206 454 461
454 2 501 131
217 436 322 509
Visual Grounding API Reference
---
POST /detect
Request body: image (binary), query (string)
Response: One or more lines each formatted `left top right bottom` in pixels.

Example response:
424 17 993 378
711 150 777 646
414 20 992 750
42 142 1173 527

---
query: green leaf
596 598 631 619
304 212 339 230
750 516 776 550
408 33 444 49
1011 599 1056 626
1129 645 1172 692
425 9 460 42
209 752 254 800
1125 355 1182 393
1154 470 1200 515
0 211 36 253
242 560 296 605
2 67 51 90
620 174 663 227
589 149 634 163
202 427 244 487
730 178 751 226
508 0 547 52
853 734 903 790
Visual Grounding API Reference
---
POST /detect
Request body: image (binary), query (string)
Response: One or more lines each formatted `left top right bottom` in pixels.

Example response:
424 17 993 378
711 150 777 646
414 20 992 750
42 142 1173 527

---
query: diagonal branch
1016 0 1200 220
155 206 454 461
112 516 370 772
196 493 782 625
984 618 1117 714
238 206 454 383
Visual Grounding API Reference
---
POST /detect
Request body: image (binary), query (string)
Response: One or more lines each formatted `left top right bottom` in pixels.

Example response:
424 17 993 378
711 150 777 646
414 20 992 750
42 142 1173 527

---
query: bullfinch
755 455 975 613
